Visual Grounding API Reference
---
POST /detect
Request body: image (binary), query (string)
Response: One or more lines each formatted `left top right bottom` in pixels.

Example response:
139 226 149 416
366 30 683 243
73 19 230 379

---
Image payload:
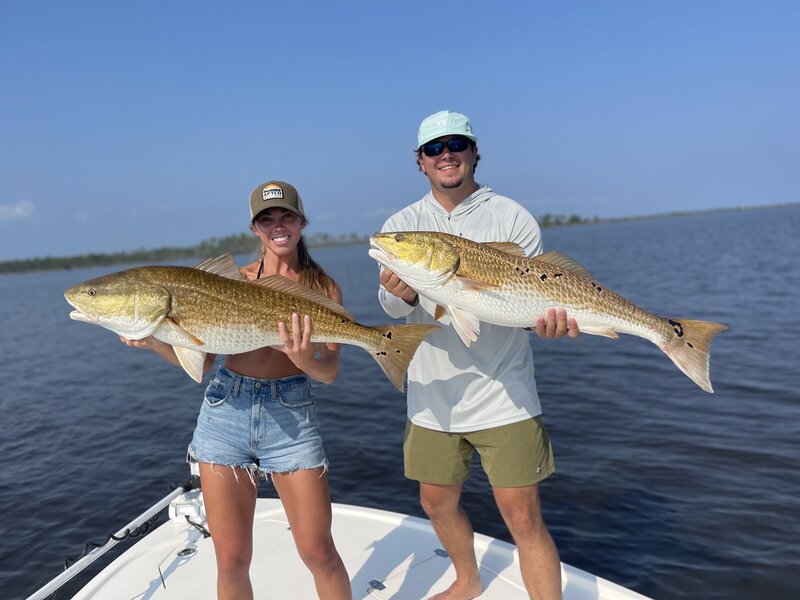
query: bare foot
427 575 483 600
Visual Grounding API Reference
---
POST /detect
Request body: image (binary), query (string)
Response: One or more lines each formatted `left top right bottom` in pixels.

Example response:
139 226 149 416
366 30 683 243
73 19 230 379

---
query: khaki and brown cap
249 180 306 222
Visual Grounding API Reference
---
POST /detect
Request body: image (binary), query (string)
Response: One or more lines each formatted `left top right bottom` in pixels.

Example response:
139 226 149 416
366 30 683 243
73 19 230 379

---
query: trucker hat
249 181 306 222
417 110 477 148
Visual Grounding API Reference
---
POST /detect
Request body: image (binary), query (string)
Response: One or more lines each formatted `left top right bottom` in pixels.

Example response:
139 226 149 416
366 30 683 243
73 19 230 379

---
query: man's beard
441 178 463 189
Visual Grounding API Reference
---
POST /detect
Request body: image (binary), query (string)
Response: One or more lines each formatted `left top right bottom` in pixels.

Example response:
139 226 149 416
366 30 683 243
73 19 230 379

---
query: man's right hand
380 268 418 306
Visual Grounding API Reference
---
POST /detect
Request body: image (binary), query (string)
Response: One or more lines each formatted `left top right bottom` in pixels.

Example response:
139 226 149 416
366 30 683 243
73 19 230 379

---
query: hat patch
435 117 472 134
262 185 284 201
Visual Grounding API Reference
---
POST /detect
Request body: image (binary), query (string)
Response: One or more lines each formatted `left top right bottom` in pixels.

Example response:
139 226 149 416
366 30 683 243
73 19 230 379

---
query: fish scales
369 231 727 393
444 237 668 343
139 267 378 353
65 257 438 390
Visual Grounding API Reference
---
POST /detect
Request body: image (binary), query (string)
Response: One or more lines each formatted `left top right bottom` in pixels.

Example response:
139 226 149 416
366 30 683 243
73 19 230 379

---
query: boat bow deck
72 490 649 599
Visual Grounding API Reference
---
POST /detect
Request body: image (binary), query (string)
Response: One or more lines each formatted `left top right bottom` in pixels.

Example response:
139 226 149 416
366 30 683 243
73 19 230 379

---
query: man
377 110 579 600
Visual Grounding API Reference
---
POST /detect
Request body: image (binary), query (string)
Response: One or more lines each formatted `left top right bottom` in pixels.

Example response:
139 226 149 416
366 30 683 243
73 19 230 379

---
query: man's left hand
532 308 580 339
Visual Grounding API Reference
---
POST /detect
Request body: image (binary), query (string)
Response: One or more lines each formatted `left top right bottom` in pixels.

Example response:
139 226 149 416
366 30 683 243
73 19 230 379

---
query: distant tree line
0 231 371 275
537 213 600 227
1 204 780 275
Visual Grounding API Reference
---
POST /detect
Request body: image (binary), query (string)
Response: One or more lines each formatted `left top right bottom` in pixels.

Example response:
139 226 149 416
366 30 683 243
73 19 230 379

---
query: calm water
1 206 799 599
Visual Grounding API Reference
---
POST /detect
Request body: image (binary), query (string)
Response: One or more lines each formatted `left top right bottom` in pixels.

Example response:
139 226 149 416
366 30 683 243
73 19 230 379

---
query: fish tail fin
661 318 728 393
369 324 440 392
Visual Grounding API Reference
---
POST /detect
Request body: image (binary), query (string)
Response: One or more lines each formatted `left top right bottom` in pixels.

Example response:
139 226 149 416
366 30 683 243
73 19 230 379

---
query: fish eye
394 234 405 242
87 288 97 297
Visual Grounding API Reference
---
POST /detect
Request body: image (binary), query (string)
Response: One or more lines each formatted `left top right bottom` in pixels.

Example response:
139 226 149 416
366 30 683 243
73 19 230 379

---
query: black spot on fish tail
376 351 387 356
668 319 685 337
554 272 563 277
515 266 531 276
591 282 603 292
539 273 548 281
383 331 393 339
687 342 694 348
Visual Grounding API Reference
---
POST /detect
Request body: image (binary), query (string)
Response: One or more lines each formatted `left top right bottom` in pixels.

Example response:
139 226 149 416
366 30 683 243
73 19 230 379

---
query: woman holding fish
119 181 351 600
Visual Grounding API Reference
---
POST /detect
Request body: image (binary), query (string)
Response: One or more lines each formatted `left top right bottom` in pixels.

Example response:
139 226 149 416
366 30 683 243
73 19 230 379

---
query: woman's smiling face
252 207 304 255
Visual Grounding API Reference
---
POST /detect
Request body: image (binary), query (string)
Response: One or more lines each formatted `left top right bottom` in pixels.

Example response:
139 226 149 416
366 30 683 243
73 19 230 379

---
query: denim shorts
187 366 327 475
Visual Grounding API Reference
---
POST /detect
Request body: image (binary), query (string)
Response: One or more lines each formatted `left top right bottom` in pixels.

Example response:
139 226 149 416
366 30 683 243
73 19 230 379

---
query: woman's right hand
118 335 191 369
119 335 158 350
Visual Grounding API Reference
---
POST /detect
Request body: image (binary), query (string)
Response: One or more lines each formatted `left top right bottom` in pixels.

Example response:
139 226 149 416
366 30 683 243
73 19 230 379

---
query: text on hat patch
262 185 284 201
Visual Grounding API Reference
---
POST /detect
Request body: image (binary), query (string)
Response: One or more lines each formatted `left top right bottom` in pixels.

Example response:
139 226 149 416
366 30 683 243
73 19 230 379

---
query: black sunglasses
421 137 471 157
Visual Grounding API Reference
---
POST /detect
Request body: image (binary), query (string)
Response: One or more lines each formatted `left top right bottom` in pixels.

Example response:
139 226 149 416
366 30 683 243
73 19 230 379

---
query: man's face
417 135 478 192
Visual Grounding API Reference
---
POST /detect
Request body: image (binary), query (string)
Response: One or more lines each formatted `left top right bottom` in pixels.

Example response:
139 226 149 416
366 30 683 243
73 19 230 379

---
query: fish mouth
368 237 395 261
64 293 95 322
69 308 97 323
367 245 395 270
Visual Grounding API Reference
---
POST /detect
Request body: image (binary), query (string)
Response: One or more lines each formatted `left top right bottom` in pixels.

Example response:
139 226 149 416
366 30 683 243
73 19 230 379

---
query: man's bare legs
494 484 562 600
419 482 483 600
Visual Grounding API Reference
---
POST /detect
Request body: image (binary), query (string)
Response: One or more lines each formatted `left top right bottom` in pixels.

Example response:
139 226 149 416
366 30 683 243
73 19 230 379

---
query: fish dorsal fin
193 255 246 281
535 251 595 280
482 242 527 257
252 275 354 321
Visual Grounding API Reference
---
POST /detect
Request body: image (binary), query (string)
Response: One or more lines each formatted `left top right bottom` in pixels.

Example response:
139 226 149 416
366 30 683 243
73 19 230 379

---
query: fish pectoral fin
453 275 500 291
482 241 527 257
173 346 207 383
193 255 246 281
536 251 595 280
448 306 481 347
163 318 205 345
578 325 619 339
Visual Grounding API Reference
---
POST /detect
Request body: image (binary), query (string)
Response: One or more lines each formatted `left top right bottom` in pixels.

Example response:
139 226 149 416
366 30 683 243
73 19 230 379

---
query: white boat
27 474 651 600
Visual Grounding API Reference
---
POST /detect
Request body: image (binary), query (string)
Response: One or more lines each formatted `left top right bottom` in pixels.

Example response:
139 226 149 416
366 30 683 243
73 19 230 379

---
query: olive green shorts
403 417 555 488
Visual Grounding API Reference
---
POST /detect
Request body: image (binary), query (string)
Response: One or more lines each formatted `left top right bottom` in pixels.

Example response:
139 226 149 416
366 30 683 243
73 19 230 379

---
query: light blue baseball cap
417 110 477 148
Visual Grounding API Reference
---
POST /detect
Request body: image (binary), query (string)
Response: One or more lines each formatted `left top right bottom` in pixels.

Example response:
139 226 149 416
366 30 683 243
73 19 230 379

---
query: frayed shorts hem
187 447 328 477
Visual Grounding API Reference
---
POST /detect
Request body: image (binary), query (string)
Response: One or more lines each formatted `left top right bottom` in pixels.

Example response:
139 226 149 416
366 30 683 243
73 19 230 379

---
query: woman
120 180 351 600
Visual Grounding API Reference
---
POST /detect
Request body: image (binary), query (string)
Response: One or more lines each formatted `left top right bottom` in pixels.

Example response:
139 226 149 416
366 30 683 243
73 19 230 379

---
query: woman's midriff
223 346 304 380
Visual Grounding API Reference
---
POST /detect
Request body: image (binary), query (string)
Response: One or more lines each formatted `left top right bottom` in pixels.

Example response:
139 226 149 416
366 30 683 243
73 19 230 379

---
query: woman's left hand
277 313 316 368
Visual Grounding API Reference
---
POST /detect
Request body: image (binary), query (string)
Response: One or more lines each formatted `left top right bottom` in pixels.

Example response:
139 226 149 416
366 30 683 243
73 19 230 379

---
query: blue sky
1 1 797 261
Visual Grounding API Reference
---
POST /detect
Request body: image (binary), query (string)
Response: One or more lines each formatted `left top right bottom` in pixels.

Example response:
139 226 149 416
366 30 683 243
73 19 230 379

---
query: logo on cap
262 184 284 201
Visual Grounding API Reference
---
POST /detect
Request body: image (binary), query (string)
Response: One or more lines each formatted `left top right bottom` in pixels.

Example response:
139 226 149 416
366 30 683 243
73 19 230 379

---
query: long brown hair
296 236 337 299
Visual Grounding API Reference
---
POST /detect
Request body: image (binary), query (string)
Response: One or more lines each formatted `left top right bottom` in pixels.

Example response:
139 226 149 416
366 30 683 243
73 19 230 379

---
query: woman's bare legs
199 463 258 600
273 467 352 600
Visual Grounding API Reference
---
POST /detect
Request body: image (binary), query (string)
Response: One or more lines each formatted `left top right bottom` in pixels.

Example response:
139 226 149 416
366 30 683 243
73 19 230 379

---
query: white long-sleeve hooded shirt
378 185 544 432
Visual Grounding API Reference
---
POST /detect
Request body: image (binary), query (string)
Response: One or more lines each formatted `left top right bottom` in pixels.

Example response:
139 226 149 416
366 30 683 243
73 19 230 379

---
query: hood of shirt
421 184 496 219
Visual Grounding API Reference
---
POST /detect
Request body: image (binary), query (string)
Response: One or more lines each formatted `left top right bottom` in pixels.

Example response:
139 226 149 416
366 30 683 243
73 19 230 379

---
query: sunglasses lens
447 138 469 152
423 142 444 157
422 138 470 157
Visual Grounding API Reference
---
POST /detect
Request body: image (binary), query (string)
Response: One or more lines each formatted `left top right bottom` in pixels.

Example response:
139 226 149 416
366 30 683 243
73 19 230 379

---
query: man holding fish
376 111 578 600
